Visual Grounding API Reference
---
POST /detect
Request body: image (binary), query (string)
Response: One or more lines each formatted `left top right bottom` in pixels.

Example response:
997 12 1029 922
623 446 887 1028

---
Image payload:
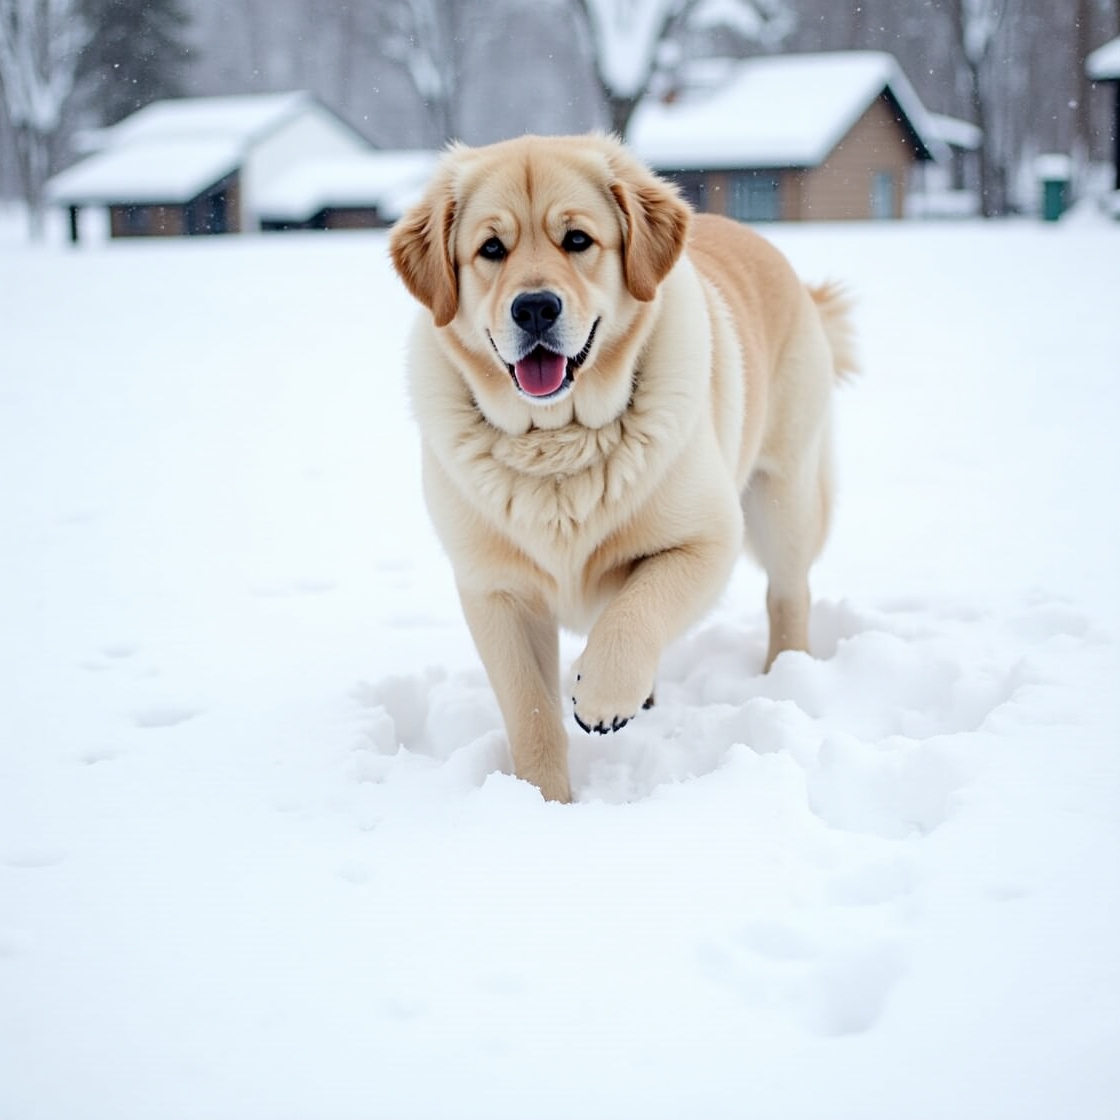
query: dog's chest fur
440 381 689 549
409 256 733 626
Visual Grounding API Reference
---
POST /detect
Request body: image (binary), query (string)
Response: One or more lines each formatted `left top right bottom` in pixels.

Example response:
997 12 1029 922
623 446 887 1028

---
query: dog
389 133 855 803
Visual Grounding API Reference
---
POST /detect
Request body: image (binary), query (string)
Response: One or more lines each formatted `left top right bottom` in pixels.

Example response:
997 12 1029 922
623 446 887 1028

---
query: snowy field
1 213 1118 1119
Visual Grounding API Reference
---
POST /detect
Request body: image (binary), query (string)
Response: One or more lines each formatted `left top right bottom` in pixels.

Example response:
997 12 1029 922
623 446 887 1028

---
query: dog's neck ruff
442 383 699 546
488 406 630 478
438 375 695 542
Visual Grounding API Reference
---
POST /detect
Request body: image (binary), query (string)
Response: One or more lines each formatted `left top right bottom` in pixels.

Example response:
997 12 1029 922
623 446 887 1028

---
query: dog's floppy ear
389 160 459 328
608 147 691 303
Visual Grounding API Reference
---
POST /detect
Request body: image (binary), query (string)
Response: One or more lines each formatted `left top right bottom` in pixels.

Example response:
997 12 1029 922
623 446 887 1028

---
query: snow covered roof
102 91 315 147
255 151 439 223
1087 36 1120 80
47 138 243 205
47 92 337 205
927 112 982 151
630 51 943 171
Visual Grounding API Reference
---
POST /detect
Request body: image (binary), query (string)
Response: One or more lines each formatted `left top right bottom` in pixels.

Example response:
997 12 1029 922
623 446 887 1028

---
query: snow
581 0 678 98
927 111 982 151
45 138 243 205
102 91 314 147
1034 153 1073 181
1087 35 1120 80
1 216 1118 1119
631 51 944 170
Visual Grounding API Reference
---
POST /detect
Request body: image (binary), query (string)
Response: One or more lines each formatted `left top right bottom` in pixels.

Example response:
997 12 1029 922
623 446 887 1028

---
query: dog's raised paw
572 707 631 735
571 648 654 737
572 675 638 735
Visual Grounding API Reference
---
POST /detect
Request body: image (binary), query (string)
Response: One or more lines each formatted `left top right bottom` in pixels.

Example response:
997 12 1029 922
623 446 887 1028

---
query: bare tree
941 0 1013 215
570 0 793 137
0 0 90 236
372 0 466 144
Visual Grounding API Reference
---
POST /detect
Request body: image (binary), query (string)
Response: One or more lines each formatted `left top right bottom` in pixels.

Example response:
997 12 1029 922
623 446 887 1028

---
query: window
871 172 896 219
728 173 781 222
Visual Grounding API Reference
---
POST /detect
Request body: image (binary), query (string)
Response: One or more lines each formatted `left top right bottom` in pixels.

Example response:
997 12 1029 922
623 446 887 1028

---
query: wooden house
47 92 375 241
630 52 945 222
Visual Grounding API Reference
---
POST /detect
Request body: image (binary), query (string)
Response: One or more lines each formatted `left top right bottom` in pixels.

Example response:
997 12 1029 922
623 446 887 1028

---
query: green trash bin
1036 154 1071 221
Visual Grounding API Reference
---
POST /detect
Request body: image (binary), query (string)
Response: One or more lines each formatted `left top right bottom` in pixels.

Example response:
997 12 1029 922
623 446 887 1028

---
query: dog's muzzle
488 292 599 400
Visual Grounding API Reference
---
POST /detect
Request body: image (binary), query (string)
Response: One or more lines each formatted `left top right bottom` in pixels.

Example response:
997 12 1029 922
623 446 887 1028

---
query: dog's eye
479 237 507 261
562 229 593 253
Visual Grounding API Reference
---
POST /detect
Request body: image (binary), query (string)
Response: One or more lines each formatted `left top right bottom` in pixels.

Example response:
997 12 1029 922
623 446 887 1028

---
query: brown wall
798 94 917 220
711 172 733 216
107 173 241 238
321 207 385 229
224 177 242 233
779 170 805 220
109 204 186 237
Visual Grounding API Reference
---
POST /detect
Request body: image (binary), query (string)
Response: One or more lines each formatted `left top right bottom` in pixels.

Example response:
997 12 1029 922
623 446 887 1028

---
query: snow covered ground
1 215 1118 1119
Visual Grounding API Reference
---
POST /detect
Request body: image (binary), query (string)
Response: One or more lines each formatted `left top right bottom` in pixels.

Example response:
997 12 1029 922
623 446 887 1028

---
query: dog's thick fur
390 134 855 803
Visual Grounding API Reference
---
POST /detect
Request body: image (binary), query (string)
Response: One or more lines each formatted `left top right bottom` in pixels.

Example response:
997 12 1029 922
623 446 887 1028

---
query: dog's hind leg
743 441 832 671
742 318 835 671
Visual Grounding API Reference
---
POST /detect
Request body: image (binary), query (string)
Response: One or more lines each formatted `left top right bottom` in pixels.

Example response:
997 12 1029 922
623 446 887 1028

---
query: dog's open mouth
501 320 599 399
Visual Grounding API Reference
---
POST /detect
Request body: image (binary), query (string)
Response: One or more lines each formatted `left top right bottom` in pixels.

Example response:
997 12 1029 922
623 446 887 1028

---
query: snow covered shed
47 92 375 241
1087 36 1120 192
254 151 439 232
629 52 944 222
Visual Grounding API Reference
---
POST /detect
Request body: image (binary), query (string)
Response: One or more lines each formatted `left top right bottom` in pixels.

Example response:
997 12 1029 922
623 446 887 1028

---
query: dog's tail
807 281 858 382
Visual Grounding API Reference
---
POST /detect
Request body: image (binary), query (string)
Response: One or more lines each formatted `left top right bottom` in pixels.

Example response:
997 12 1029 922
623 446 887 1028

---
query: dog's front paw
570 652 654 736
572 682 633 735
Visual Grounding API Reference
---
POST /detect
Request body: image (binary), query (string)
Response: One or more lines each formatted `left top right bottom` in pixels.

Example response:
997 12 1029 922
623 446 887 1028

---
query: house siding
777 171 799 220
319 207 385 230
223 177 242 233
704 171 730 216
109 204 186 237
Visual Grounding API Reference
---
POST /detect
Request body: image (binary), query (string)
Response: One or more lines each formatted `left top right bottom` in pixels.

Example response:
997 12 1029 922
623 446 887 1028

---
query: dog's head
390 134 690 429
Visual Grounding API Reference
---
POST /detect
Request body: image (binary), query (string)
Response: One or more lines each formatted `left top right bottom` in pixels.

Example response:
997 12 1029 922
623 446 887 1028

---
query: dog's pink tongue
514 349 567 397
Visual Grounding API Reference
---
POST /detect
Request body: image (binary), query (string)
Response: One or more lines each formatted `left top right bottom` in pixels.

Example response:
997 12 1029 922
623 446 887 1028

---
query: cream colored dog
390 133 855 802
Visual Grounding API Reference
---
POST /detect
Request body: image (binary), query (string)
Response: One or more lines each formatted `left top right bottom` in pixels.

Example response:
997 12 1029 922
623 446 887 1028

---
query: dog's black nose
511 291 562 336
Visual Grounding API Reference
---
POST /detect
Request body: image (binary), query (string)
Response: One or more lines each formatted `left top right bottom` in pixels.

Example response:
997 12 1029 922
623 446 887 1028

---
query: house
1087 36 1120 192
629 51 946 221
47 92 375 241
254 151 439 231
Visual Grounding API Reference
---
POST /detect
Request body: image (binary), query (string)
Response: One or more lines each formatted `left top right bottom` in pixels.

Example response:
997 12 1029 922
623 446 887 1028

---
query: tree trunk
949 0 1008 218
12 124 46 240
967 61 1002 217
607 92 640 139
